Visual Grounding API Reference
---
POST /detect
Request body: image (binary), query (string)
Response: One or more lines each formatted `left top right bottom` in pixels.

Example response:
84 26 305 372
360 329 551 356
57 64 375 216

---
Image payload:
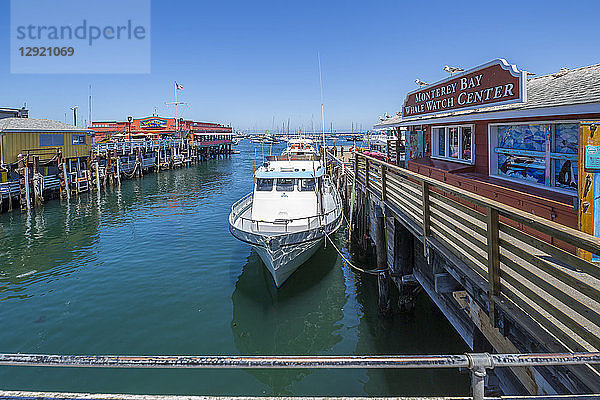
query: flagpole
166 83 186 139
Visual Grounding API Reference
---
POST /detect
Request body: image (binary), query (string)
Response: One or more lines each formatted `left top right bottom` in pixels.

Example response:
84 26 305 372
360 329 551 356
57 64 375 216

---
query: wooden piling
32 156 43 206
95 161 101 191
116 156 121 183
24 162 31 210
18 157 31 210
375 207 391 314
62 161 70 201
393 220 418 313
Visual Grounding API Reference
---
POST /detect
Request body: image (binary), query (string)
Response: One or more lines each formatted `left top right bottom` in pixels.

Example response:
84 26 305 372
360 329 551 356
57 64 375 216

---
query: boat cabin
252 160 324 223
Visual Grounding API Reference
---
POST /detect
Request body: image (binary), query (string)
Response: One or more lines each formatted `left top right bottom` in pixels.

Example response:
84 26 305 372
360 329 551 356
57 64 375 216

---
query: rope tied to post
324 231 387 276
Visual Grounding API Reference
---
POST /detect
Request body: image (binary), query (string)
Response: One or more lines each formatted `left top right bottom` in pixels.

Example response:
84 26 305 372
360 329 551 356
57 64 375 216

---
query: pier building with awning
374 59 600 233
91 116 232 142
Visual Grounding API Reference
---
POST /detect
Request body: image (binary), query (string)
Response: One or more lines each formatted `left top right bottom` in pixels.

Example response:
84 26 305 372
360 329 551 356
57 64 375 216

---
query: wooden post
381 165 387 203
386 141 390 162
23 160 31 210
365 158 369 190
32 156 43 206
375 207 391 314
394 220 417 313
378 271 391 315
62 161 70 201
486 205 500 327
421 181 430 257
17 157 25 210
353 152 358 184
7 176 12 212
116 156 121 183
95 161 101 191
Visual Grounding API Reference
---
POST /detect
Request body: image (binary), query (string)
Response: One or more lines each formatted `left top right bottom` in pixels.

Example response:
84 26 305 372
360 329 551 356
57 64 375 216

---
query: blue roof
255 168 324 179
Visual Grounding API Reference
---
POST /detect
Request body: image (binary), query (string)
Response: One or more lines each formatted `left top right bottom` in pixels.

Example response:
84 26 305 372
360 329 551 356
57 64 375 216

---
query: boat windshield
276 178 295 191
299 178 316 191
256 178 273 191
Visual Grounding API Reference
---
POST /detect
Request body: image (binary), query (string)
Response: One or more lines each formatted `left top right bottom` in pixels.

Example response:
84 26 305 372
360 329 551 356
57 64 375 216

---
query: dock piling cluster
0 139 233 214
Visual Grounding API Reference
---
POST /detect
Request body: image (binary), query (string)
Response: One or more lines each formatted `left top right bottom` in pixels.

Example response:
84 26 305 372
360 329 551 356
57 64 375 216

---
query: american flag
175 82 183 90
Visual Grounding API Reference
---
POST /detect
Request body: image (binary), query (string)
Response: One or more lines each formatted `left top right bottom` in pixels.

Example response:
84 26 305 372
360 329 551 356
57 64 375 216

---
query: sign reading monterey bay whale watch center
402 59 527 118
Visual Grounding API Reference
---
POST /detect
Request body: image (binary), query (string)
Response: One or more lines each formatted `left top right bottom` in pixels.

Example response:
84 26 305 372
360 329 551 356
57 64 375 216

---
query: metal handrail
0 352 598 400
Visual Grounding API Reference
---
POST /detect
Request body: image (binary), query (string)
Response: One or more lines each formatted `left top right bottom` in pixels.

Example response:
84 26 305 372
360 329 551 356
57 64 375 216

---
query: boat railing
230 190 342 235
266 154 320 161
0 351 599 400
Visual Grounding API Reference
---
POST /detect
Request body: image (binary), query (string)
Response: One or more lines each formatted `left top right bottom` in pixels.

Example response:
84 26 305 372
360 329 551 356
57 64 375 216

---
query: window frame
430 124 475 165
255 178 274 192
40 133 64 147
276 178 296 192
72 134 87 145
299 178 316 192
488 120 579 195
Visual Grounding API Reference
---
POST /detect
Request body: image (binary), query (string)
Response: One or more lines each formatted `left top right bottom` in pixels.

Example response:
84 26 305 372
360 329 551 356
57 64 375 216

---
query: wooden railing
346 151 600 359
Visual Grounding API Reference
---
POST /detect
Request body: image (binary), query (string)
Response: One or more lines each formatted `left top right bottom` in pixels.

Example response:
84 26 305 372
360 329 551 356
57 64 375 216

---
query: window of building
431 125 474 163
462 126 472 160
40 134 64 147
435 128 445 157
489 122 578 193
449 127 459 158
72 134 86 145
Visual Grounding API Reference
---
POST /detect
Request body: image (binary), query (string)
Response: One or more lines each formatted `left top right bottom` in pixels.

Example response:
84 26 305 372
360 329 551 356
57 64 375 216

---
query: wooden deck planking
347 152 600 365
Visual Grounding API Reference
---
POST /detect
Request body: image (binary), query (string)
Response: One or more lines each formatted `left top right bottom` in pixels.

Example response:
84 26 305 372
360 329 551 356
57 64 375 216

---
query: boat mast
318 52 326 175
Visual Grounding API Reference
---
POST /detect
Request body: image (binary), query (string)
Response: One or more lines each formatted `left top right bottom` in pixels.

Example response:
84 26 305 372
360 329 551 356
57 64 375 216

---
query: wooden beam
422 181 430 257
434 272 461 293
486 206 500 327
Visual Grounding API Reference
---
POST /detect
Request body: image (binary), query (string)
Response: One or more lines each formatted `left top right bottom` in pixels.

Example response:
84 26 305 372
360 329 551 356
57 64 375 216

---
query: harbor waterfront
0 141 469 397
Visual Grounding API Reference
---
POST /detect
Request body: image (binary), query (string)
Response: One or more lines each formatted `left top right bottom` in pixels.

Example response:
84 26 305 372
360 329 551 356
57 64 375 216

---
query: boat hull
229 173 343 288
253 237 323 287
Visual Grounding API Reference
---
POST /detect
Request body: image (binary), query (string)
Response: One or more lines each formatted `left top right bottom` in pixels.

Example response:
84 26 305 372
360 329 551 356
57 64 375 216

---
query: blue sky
1 0 599 132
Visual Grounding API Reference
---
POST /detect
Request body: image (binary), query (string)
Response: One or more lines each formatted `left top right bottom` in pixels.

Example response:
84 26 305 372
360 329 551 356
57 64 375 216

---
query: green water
0 142 469 396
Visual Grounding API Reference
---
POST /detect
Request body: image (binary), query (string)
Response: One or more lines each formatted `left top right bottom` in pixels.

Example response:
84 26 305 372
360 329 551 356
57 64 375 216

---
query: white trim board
381 103 600 128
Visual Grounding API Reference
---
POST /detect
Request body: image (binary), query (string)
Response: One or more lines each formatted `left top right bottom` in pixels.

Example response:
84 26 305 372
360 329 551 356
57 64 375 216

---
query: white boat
363 132 398 147
229 140 343 287
281 137 317 157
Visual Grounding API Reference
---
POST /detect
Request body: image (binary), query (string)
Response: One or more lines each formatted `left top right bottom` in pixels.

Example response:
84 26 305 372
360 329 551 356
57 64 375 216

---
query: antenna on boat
317 52 326 175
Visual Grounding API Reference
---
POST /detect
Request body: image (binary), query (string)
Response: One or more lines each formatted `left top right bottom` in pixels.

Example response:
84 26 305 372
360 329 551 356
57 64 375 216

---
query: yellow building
0 118 92 165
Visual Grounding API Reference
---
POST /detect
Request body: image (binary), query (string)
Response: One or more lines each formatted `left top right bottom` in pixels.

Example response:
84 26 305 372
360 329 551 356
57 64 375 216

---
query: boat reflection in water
231 244 345 394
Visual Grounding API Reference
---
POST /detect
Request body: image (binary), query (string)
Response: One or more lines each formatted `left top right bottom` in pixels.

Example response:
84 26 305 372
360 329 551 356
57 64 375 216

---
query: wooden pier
0 138 233 213
327 150 600 397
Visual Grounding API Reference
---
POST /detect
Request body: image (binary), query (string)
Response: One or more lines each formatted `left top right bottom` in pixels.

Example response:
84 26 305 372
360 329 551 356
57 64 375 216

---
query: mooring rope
324 231 387 276
121 160 141 179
